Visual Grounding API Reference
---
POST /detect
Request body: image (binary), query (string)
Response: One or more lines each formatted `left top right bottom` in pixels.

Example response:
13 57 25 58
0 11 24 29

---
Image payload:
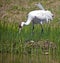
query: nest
24 40 57 55
40 40 57 55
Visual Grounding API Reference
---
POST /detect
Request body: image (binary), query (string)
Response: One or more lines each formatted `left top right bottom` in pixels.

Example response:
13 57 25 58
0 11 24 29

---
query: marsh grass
0 19 60 63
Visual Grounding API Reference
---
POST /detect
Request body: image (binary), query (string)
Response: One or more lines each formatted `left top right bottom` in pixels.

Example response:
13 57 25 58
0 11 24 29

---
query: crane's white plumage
20 10 53 27
19 3 54 33
35 3 45 10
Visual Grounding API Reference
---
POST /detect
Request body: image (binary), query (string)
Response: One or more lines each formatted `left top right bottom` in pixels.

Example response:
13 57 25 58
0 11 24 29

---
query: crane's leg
40 21 44 33
41 24 44 33
31 23 34 36
32 24 34 34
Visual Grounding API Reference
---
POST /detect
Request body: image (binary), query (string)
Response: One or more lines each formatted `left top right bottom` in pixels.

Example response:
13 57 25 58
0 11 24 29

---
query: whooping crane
19 3 54 33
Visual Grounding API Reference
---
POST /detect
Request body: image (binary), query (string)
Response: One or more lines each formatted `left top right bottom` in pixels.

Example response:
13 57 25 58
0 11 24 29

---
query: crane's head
19 22 25 33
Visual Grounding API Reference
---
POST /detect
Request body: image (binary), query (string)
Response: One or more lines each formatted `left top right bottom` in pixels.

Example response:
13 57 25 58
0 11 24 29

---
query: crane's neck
21 21 31 27
21 19 32 27
24 20 31 25
21 15 33 27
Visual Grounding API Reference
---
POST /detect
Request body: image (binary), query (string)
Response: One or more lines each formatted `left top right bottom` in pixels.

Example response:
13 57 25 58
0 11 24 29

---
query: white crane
19 3 54 33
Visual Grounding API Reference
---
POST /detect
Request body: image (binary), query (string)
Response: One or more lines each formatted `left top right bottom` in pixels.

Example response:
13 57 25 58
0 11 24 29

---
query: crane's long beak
19 28 22 33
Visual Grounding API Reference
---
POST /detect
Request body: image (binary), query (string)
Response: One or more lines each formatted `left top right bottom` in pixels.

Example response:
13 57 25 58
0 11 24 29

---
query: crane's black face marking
19 24 22 28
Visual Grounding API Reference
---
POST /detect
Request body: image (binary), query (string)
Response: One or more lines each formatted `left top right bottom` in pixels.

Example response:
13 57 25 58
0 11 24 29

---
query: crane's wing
35 3 45 10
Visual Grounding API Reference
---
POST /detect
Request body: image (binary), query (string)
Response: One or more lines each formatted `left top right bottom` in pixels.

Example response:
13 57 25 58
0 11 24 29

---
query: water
0 48 59 63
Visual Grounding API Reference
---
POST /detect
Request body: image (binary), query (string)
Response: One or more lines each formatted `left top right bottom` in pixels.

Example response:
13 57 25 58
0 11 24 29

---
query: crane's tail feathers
35 3 45 10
